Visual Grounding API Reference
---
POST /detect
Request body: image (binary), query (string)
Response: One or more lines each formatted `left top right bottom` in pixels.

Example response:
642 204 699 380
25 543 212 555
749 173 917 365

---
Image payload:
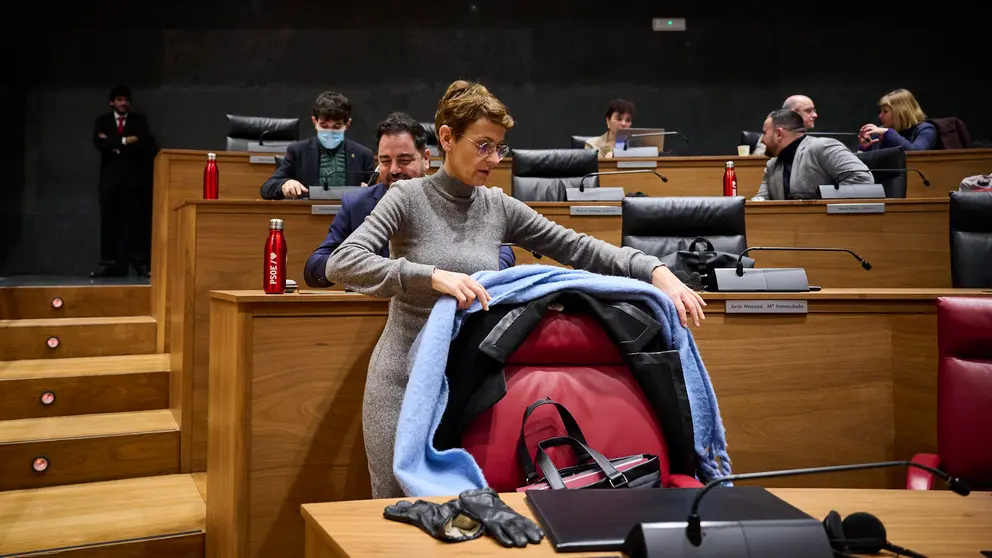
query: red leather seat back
460 312 671 492
936 297 992 487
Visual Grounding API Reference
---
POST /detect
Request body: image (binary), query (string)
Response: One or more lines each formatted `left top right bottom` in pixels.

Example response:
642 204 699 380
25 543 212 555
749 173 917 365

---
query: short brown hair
434 80 514 139
605 98 635 120
313 91 351 122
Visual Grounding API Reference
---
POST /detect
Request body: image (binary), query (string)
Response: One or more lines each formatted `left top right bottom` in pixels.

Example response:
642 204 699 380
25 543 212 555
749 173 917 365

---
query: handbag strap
535 435 628 490
517 398 589 483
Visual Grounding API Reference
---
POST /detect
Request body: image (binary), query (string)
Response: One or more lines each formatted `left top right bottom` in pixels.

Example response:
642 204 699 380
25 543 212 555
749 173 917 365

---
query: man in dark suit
260 91 375 200
303 112 514 287
91 85 156 277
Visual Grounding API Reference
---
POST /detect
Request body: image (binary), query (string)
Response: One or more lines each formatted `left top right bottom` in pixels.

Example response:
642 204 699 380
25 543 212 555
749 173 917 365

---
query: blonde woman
859 89 937 151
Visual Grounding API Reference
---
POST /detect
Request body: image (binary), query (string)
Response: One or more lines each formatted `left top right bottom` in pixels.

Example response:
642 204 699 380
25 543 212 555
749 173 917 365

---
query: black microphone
848 167 931 188
735 246 871 277
624 131 690 150
578 170 668 193
259 129 272 146
502 243 543 260
685 460 970 546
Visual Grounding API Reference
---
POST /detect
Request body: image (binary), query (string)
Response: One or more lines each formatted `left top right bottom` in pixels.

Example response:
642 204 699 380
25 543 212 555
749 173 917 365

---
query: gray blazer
753 136 873 200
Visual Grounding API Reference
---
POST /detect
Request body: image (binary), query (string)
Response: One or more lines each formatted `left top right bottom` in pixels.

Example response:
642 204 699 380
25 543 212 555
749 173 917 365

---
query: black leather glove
383 498 483 543
458 487 545 548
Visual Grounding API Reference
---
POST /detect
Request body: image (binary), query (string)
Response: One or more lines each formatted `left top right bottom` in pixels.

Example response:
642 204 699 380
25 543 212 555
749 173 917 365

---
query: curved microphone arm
685 460 970 546
735 246 871 276
578 170 669 192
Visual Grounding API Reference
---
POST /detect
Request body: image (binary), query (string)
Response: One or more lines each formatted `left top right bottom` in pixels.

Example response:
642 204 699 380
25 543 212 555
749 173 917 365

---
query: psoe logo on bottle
270 252 277 260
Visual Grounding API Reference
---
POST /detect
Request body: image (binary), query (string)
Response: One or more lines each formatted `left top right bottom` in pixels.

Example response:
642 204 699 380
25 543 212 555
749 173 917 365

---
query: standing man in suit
751 95 818 156
752 109 872 201
260 91 375 199
91 86 156 277
303 112 515 287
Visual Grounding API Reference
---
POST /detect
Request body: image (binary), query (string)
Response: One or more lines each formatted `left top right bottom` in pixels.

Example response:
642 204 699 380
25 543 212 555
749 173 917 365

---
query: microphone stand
735 246 871 276
578 170 668 193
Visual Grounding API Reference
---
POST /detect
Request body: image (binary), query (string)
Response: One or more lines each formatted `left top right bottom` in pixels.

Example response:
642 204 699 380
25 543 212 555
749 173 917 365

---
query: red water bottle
723 161 737 197
203 152 219 199
263 218 287 294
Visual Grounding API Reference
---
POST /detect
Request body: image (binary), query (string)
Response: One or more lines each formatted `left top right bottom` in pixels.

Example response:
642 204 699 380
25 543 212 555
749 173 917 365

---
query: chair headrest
950 191 992 232
226 114 299 141
621 196 747 238
506 313 623 365
937 297 992 358
420 122 438 144
511 149 598 178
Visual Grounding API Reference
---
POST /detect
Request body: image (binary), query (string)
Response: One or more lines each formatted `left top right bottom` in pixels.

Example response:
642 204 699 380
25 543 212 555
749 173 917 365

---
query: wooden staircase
0 285 204 557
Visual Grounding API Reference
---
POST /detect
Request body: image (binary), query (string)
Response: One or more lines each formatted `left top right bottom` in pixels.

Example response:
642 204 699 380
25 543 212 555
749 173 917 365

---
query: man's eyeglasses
460 136 510 161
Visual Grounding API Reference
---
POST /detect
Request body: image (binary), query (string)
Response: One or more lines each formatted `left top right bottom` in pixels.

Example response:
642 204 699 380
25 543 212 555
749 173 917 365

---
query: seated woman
858 89 937 151
584 98 634 158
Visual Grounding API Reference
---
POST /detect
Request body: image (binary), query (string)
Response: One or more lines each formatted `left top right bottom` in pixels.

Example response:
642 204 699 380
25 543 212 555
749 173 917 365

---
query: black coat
260 137 375 200
92 112 155 191
433 289 698 478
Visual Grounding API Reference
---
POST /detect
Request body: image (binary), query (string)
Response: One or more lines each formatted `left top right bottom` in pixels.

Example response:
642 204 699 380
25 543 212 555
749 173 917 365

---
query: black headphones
822 510 927 558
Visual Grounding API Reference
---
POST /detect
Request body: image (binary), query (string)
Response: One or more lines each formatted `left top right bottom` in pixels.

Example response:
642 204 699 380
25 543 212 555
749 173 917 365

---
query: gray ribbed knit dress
325 167 664 497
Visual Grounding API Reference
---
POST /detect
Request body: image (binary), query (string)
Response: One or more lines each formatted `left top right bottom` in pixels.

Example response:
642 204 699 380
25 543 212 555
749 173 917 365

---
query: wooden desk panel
301 489 992 558
207 288 990 558
300 488 992 558
173 201 342 471
516 199 950 288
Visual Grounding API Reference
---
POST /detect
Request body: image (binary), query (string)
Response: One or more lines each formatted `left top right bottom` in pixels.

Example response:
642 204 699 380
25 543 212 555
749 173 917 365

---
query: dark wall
5 2 986 275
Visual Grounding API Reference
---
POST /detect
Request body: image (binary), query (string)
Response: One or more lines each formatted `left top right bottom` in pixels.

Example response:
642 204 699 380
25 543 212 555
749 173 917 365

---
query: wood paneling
0 474 205 557
208 288 990 558
0 285 150 319
300 489 992 558
0 316 157 360
0 371 168 420
152 148 992 350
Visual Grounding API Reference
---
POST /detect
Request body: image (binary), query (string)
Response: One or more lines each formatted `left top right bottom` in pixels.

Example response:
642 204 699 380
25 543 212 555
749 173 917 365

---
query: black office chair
225 114 299 151
621 197 748 258
511 149 599 202
949 191 992 288
570 135 594 149
740 131 762 153
855 146 907 198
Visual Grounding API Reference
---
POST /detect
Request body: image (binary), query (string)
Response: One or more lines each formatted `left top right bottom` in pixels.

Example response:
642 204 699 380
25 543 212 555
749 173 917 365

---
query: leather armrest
907 453 941 490
668 474 704 488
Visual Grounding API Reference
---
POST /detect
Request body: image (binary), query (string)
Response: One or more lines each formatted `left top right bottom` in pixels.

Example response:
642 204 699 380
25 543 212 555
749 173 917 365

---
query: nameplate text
826 203 885 214
311 205 342 215
726 300 808 314
570 206 623 216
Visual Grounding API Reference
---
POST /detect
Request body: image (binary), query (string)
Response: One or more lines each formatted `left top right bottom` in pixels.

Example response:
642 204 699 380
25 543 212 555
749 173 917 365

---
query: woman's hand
651 266 706 327
431 269 491 311
859 124 888 140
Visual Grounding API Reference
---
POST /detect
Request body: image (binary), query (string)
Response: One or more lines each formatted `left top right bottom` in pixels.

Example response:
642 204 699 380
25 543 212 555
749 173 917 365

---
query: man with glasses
260 91 375 199
752 95 818 156
303 112 515 287
752 109 872 200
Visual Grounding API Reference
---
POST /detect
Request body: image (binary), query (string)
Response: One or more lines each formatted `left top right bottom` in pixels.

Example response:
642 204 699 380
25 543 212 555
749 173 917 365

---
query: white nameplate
570 206 622 216
616 160 660 169
726 300 808 314
311 205 341 215
430 159 442 168
249 155 277 164
826 203 885 214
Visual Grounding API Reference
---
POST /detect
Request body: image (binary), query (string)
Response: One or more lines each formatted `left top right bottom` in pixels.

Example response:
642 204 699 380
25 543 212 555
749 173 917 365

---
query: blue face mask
317 129 345 150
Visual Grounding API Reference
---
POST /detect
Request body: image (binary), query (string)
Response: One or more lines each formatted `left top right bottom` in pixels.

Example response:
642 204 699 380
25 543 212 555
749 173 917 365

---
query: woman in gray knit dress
325 80 706 498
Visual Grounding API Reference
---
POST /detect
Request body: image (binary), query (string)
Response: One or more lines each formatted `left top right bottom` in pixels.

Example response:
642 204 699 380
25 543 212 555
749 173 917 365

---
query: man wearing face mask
260 91 375 200
303 112 515 287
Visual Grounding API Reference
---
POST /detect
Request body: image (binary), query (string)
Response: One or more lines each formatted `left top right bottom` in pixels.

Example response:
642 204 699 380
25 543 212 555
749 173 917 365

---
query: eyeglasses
460 136 510 161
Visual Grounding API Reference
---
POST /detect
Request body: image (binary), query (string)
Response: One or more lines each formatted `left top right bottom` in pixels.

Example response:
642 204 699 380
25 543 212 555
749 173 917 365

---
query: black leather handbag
515 398 661 491
660 237 755 290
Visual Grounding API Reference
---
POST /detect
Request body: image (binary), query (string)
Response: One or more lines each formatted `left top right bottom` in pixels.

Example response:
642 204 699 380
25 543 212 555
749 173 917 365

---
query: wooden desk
301 489 992 558
151 148 990 344
519 199 951 288
206 288 990 558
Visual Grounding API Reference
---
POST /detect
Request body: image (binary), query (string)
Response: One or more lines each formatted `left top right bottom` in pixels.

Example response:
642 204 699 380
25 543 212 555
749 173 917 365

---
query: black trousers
98 186 151 272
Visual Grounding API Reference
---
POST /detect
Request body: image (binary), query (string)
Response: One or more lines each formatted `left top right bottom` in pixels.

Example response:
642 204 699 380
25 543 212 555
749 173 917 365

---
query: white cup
737 145 750 157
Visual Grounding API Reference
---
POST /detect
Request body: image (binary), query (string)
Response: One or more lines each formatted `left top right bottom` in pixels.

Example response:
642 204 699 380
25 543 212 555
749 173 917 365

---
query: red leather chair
459 310 702 492
907 296 992 491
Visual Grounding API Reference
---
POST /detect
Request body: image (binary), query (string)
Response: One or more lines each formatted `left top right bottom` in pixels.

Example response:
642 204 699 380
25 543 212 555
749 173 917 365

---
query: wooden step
0 354 170 420
0 316 156 360
0 410 179 491
0 284 150 319
0 474 204 557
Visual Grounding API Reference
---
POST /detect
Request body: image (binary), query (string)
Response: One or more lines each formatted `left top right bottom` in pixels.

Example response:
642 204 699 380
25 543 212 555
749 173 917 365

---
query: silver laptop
615 128 667 152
